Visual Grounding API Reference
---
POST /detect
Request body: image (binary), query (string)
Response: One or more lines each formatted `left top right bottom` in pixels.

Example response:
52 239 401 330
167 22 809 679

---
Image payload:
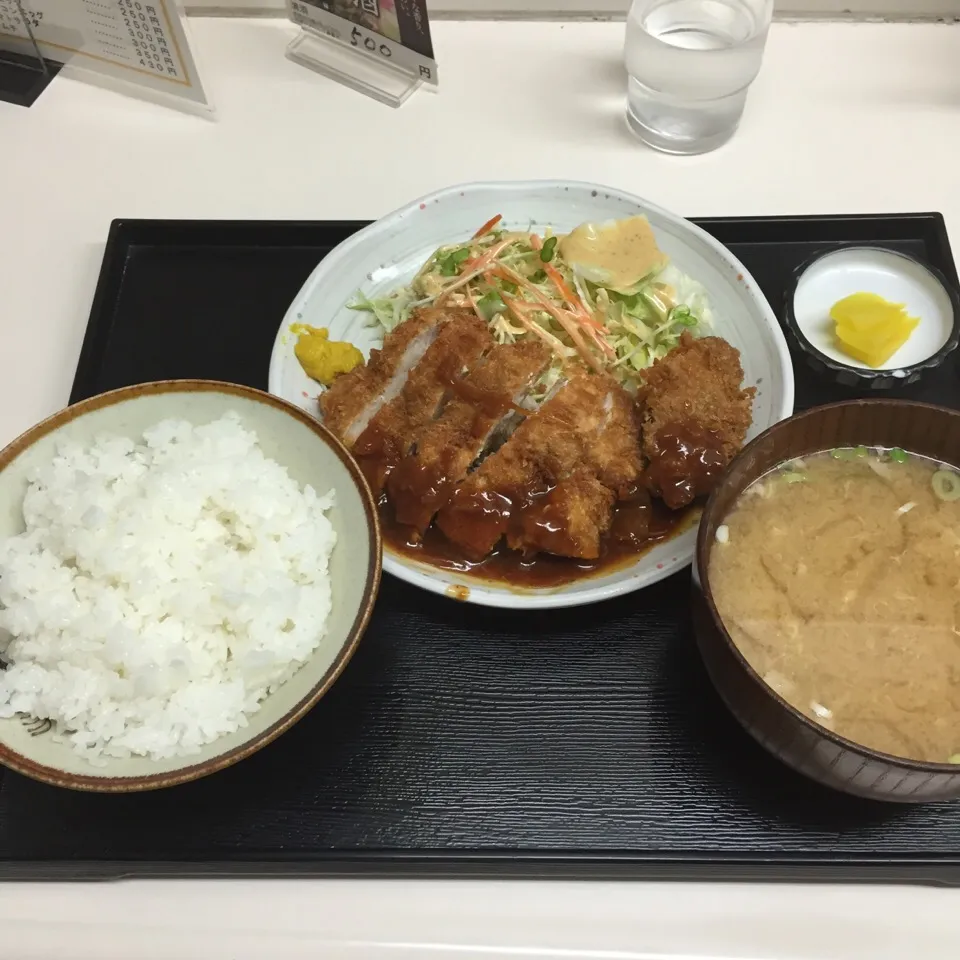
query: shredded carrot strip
530 234 604 330
497 278 603 374
502 294 574 356
472 214 503 239
490 264 610 364
437 228 614 371
437 238 516 304
543 263 603 328
529 236 610 342
463 237 515 273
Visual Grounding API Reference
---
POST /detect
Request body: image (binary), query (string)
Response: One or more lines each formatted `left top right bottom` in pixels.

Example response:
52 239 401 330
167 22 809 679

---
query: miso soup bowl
693 399 960 803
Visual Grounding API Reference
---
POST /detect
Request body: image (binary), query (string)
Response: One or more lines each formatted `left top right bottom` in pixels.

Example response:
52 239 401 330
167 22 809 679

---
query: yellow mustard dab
830 293 919 368
292 324 363 386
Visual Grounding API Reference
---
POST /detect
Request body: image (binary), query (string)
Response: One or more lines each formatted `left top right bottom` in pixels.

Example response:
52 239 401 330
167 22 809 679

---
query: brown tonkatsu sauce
381 413 714 587
644 420 726 510
380 493 698 589
354 366 501 496
353 421 401 493
322 304 753 586
386 370 529 531
441 369 529 420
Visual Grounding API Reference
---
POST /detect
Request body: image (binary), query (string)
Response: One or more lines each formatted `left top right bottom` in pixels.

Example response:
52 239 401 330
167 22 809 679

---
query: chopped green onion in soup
932 470 960 502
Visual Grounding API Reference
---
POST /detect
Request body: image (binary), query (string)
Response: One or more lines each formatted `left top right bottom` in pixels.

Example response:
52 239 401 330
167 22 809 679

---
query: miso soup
709 447 960 764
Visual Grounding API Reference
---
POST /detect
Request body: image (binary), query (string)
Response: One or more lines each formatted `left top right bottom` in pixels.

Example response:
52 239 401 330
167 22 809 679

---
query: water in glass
624 0 772 155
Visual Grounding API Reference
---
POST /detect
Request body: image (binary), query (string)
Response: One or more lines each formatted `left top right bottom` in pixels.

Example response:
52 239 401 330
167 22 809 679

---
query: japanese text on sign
287 0 437 86
0 0 208 105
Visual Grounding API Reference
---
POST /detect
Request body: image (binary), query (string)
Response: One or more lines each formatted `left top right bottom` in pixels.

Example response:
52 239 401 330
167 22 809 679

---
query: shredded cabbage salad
349 214 713 394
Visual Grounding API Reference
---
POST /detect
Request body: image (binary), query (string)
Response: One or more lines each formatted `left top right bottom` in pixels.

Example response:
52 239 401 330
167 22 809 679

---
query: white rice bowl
0 383 379 791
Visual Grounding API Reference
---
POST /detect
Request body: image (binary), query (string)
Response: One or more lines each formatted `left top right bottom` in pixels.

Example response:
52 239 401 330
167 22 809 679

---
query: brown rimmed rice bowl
0 380 381 792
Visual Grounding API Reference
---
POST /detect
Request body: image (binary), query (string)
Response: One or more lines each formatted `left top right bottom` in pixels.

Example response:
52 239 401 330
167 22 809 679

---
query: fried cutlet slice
353 311 492 493
506 471 615 560
387 341 551 533
319 307 450 447
638 333 756 509
638 332 755 462
506 385 642 559
589 386 644 498
435 375 613 560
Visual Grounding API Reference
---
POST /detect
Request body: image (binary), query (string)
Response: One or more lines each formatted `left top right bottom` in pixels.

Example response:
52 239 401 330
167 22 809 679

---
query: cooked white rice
0 412 337 763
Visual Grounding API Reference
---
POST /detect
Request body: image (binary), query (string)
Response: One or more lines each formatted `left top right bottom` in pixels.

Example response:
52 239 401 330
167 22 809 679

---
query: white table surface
2 15 960 958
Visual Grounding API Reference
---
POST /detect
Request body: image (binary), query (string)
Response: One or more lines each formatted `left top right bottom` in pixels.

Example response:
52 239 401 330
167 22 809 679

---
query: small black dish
783 246 960 390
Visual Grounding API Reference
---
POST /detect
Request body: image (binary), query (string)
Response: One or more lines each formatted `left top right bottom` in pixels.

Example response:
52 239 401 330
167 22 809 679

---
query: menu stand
285 0 438 108
0 1 211 115
286 25 421 107
0 1 59 107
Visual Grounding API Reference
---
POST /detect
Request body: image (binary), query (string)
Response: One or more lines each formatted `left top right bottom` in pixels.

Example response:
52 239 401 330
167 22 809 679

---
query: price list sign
0 0 207 106
288 0 437 87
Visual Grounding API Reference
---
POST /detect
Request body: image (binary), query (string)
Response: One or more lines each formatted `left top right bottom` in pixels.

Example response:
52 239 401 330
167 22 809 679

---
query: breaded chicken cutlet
318 310 753 563
505 384 641 559
507 471 615 561
352 311 491 493
387 340 552 533
319 307 460 447
638 332 755 462
436 375 642 560
637 332 756 509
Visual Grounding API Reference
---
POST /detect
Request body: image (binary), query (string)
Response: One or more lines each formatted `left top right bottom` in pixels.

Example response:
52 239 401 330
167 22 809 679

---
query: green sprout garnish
539 236 558 262
438 247 471 276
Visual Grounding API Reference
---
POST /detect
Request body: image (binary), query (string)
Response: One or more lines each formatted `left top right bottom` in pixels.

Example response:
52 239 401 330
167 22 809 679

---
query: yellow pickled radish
830 292 920 368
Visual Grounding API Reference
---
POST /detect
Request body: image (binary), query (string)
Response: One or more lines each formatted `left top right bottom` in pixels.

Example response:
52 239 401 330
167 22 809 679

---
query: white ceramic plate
268 180 794 609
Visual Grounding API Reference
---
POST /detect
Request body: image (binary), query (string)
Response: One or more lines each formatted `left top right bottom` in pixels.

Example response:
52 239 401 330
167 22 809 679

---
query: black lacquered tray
2 213 960 883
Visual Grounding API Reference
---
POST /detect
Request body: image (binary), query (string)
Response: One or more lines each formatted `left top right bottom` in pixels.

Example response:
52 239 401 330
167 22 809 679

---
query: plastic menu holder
286 0 438 107
0 0 212 116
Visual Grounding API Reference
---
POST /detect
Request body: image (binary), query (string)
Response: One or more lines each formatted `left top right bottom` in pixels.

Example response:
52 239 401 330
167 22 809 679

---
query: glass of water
624 0 773 155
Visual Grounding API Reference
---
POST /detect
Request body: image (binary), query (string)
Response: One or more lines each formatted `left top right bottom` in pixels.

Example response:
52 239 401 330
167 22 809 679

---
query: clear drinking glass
624 0 773 155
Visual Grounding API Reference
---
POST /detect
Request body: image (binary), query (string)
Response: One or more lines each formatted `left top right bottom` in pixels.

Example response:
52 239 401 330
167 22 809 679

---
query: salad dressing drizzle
559 216 668 291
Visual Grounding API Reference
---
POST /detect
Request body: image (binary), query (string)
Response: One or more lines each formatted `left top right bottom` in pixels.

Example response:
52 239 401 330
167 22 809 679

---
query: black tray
3 213 960 883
